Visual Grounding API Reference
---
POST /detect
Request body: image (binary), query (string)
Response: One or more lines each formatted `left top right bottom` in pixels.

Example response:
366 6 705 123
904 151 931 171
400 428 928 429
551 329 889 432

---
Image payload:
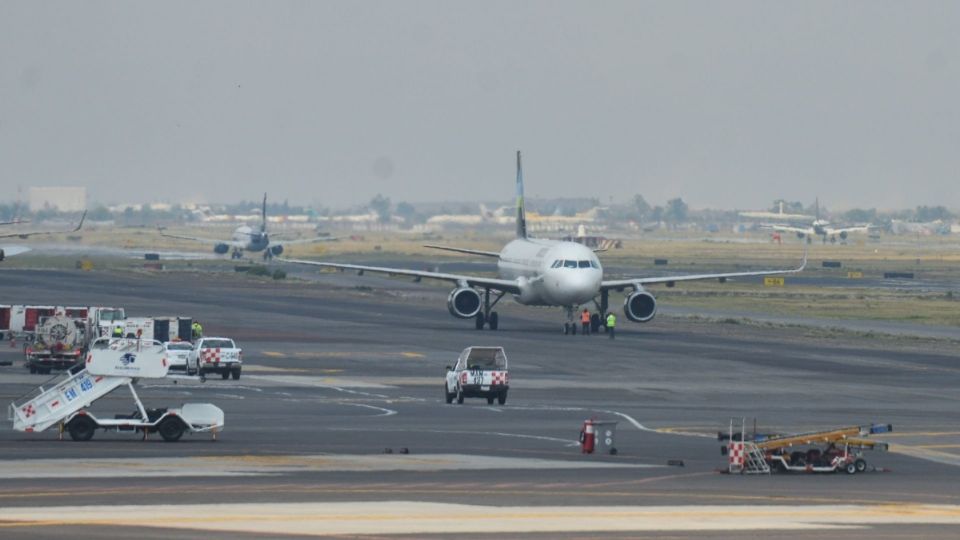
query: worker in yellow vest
605 312 616 340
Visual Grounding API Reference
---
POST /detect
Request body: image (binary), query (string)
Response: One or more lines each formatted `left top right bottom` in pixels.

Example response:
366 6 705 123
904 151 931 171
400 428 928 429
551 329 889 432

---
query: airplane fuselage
497 238 602 307
232 226 269 252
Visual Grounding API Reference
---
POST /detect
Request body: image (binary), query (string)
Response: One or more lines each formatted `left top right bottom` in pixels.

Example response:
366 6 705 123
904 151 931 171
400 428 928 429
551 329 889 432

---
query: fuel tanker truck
23 315 87 375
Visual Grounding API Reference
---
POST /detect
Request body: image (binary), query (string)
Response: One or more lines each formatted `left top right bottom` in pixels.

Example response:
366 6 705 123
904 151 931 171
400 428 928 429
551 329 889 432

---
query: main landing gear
475 288 505 331
230 249 244 260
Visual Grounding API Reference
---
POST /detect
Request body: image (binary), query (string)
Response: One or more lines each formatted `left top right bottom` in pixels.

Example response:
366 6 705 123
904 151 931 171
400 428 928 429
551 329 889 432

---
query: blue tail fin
516 151 527 239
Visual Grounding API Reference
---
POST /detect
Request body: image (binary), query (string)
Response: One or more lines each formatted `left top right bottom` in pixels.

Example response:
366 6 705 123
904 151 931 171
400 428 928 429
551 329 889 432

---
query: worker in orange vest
580 308 591 335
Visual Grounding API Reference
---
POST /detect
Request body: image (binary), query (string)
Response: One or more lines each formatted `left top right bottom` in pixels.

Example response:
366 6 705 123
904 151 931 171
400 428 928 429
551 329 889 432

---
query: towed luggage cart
721 418 891 475
8 337 224 442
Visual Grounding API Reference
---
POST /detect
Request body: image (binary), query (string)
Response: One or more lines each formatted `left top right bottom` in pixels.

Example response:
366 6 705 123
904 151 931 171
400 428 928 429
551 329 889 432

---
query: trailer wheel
158 417 186 442
67 416 97 442
855 458 867 473
844 462 857 475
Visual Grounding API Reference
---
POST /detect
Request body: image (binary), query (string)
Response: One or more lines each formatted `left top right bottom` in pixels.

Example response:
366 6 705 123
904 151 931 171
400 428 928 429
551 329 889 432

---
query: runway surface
0 268 959 538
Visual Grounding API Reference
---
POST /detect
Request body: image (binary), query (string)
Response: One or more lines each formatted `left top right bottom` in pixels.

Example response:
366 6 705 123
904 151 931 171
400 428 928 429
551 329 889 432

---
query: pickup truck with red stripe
445 346 509 405
186 337 242 380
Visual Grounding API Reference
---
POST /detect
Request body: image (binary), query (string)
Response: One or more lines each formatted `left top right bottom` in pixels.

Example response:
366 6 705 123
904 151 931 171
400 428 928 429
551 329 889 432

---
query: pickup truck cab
445 346 509 405
187 337 242 380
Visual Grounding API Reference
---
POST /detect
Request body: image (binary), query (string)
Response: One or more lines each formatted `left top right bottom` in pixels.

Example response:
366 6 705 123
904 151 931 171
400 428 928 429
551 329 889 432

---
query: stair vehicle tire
855 458 867 473
158 417 186 442
67 416 97 442
844 462 857 475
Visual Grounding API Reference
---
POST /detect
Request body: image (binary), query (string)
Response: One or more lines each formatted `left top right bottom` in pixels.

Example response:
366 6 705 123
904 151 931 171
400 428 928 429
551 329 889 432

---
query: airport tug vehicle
445 346 509 405
9 337 224 442
721 419 891 474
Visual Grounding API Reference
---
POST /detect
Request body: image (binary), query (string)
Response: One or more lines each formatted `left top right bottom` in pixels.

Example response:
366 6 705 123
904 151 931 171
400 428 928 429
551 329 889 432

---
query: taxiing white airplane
160 194 333 260
765 199 870 244
0 211 86 262
282 152 806 333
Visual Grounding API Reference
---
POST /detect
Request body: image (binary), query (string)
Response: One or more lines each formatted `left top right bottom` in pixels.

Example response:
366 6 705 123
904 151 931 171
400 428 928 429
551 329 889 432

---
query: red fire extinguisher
580 419 595 454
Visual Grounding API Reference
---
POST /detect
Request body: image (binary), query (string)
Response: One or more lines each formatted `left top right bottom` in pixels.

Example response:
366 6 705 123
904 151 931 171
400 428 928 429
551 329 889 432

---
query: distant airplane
160 194 334 260
0 211 86 262
764 199 870 244
281 152 806 333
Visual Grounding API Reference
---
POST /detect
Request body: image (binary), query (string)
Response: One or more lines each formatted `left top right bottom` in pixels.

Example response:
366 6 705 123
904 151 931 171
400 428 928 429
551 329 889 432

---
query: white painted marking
345 403 397 416
4 502 960 535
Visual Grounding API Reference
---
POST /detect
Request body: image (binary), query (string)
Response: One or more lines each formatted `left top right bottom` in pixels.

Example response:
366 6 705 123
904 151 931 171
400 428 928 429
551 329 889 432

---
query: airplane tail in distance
261 193 268 233
515 150 527 239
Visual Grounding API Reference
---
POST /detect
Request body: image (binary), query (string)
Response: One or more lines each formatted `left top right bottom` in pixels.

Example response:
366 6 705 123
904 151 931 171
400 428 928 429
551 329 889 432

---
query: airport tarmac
0 268 959 538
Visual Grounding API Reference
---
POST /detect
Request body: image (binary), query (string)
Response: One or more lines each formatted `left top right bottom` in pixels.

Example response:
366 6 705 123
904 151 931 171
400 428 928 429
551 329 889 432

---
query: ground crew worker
191 321 203 340
606 312 617 340
112 325 123 338
580 309 591 335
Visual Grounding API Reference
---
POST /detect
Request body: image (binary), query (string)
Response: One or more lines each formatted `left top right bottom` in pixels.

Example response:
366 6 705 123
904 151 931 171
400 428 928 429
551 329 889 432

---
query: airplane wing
0 211 86 239
158 230 243 247
272 236 340 246
827 225 871 235
764 224 812 235
279 258 522 294
423 244 501 258
600 249 807 291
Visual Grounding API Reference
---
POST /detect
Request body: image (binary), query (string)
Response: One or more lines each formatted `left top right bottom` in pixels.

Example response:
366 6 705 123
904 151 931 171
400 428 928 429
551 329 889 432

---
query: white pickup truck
186 337 242 380
445 346 509 405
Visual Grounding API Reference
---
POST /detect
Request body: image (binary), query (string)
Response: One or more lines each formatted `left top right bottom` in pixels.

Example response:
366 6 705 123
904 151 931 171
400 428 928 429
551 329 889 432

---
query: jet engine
270 245 284 256
839 231 848 240
624 290 657 323
214 243 230 254
447 287 482 319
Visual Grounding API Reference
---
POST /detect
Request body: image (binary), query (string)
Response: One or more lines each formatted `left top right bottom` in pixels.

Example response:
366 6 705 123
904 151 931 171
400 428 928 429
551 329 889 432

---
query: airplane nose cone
550 270 601 305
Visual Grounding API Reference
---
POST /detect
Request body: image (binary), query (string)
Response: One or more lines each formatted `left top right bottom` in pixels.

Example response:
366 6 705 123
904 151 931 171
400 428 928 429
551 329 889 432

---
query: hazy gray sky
1 1 957 210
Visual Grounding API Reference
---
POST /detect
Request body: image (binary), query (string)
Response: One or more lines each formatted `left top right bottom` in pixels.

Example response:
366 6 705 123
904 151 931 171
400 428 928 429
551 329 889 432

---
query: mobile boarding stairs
8 338 224 442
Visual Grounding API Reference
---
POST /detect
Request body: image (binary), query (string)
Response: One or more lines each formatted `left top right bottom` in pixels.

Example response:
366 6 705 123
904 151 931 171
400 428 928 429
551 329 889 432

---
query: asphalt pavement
0 268 959 538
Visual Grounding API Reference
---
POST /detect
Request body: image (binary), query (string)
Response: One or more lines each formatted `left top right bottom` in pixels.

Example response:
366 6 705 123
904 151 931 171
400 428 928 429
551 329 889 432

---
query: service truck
23 315 87 374
187 337 242 380
444 346 509 405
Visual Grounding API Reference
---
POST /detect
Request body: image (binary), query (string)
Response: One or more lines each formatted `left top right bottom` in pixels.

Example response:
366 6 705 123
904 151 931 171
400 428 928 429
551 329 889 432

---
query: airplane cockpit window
590 260 600 269
563 260 577 268
578 260 591 268
551 260 562 268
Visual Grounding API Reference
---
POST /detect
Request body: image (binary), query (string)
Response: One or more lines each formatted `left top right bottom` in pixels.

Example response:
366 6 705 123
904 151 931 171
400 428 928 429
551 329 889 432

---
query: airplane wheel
488 312 499 330
590 314 601 333
563 323 569 335
571 323 577 335
475 313 485 330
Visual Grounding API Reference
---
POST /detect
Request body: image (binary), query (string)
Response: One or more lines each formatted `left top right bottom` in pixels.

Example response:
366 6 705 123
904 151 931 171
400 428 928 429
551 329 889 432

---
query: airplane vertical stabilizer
261 193 268 233
516 150 527 239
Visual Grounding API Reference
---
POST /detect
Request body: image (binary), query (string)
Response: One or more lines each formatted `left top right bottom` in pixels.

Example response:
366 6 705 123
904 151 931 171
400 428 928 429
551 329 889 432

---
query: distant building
28 187 86 212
